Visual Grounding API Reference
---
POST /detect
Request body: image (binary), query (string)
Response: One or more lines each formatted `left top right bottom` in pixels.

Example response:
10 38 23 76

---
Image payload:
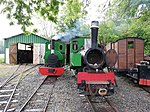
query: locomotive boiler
70 21 118 96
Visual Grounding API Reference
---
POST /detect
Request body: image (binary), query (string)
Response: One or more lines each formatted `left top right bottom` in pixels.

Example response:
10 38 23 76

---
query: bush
0 54 4 64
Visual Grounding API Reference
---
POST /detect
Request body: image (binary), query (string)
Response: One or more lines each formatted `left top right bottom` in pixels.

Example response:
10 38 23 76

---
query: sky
0 0 106 40
0 14 22 40
86 0 107 22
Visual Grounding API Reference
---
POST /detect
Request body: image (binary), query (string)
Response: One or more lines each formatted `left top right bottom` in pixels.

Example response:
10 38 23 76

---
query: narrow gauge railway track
0 64 22 78
18 76 57 112
0 64 38 88
0 64 24 88
119 76 150 95
0 65 38 112
85 96 118 112
140 86 150 94
17 73 74 112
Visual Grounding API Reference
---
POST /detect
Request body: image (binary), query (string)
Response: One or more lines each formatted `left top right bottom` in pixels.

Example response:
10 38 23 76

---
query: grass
0 54 4 64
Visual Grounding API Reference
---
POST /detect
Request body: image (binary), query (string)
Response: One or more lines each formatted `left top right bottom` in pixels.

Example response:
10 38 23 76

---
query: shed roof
4 33 49 48
4 33 48 41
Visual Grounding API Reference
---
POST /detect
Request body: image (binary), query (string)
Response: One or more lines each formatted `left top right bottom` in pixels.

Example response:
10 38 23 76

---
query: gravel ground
15 67 92 112
0 64 30 111
110 76 150 112
84 75 150 112
21 79 54 111
0 64 150 112
45 70 92 112
0 64 41 111
0 64 32 85
15 66 45 111
0 64 19 85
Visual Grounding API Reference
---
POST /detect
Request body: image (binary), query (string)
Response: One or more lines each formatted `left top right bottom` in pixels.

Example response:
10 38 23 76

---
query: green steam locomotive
39 40 66 76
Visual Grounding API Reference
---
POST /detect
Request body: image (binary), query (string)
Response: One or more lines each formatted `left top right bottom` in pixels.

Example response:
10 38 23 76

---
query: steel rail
0 64 22 88
2 65 38 112
86 96 96 112
140 87 150 94
43 75 77 111
3 73 24 112
3 65 28 112
19 75 70 112
43 78 57 112
0 64 38 88
86 96 118 112
18 76 48 112
104 96 118 112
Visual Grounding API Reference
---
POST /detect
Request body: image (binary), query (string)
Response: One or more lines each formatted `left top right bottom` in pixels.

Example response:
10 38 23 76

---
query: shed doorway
17 43 33 64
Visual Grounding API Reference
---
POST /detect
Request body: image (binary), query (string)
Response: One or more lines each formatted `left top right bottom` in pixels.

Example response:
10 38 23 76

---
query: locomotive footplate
77 72 115 96
39 67 64 76
77 72 115 84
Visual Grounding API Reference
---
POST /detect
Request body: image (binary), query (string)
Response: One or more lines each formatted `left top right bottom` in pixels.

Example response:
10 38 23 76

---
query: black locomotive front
77 21 117 96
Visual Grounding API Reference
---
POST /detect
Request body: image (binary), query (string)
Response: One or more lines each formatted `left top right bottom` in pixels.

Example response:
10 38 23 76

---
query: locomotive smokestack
51 39 55 54
91 21 99 48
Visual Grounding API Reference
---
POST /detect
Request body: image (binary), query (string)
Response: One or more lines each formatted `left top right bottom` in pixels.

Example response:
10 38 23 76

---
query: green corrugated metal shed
4 33 49 63
4 33 49 47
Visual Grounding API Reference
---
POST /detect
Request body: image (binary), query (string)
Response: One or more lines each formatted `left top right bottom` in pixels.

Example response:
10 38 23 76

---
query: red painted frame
39 67 64 76
77 72 115 84
139 79 150 86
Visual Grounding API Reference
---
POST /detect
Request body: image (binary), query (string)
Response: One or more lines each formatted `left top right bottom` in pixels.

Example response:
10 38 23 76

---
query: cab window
59 44 63 50
72 41 78 50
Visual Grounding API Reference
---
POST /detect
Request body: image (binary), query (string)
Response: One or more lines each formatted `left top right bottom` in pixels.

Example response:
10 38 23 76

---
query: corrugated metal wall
4 33 49 64
4 34 48 48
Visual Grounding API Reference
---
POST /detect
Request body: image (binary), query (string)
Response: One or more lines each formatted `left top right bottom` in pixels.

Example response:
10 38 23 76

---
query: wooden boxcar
106 37 144 72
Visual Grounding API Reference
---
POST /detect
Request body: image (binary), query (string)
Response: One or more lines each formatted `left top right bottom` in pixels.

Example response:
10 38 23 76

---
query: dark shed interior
17 43 33 64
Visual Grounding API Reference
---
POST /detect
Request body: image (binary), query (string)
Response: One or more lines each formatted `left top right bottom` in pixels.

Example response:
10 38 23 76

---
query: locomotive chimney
51 39 55 54
91 21 99 48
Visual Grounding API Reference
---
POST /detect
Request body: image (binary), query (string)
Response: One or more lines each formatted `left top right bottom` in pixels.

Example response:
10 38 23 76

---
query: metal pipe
51 39 55 54
91 21 99 48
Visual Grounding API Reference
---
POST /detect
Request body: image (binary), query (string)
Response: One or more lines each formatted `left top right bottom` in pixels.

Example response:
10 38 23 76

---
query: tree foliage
0 0 89 34
99 0 150 54
56 0 87 32
0 0 61 32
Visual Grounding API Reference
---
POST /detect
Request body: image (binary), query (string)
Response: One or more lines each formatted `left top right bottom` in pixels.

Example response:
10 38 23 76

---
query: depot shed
4 33 49 64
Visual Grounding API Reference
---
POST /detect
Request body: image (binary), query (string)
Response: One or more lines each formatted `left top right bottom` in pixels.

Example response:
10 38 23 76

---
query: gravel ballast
110 76 150 112
45 70 92 112
0 64 149 112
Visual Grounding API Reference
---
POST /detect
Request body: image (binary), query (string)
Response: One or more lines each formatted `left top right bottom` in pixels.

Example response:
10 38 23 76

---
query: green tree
99 0 150 54
0 0 88 34
56 0 87 32
0 0 61 32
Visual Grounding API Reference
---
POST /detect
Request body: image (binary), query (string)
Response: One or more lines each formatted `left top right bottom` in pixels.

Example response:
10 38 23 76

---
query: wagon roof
115 37 144 42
